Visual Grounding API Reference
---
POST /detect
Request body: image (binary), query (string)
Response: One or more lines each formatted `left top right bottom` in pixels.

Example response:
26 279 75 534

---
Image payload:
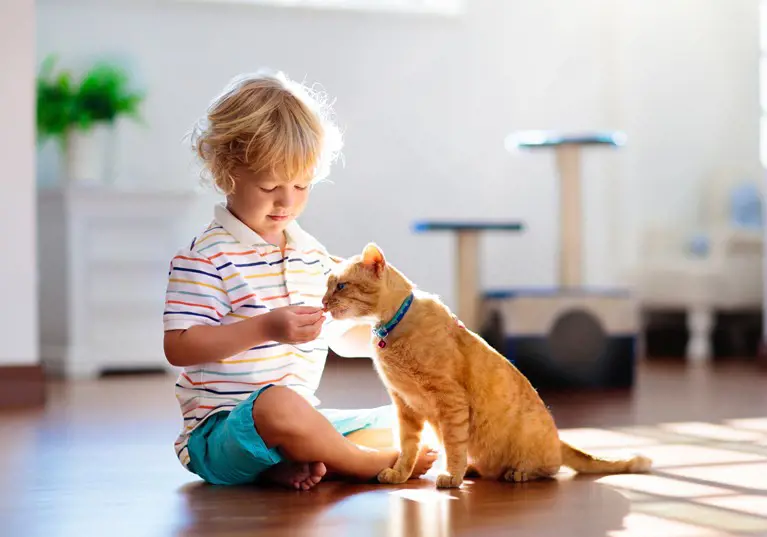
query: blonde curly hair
190 71 343 195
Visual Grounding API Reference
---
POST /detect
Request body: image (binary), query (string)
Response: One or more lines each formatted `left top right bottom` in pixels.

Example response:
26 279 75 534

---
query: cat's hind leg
498 425 563 483
464 464 481 478
502 465 559 483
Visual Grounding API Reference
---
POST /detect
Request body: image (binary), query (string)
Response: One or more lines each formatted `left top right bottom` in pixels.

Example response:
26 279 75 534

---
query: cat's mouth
325 303 349 319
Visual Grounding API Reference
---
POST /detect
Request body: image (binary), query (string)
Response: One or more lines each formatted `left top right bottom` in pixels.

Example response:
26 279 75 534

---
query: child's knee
252 386 314 444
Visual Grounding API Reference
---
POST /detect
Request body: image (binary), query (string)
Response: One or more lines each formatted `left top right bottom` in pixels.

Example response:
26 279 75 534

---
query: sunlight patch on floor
634 500 767 533
557 428 661 450
586 444 764 469
607 512 735 537
696 495 767 518
389 488 460 504
658 422 766 443
663 462 767 490
724 418 767 433
595 474 735 498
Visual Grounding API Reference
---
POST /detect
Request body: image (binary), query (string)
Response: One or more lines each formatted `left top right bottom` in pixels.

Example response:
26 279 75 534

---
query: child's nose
275 189 294 208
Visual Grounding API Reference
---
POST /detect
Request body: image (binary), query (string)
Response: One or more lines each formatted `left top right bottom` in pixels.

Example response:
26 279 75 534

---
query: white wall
36 0 760 311
1 0 39 366
612 0 761 271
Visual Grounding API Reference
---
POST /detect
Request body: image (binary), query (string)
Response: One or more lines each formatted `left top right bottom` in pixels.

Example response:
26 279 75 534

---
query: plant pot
64 123 115 184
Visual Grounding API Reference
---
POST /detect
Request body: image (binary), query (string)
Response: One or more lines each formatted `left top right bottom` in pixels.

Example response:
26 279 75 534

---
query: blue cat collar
373 293 414 340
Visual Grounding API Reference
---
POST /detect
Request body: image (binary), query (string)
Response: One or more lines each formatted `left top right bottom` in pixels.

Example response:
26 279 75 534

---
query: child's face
228 169 311 239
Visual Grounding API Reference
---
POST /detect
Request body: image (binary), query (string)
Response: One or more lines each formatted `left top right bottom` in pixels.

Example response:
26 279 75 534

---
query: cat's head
322 243 391 321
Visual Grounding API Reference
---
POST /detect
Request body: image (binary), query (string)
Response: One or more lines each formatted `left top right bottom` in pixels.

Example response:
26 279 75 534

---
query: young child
163 71 437 490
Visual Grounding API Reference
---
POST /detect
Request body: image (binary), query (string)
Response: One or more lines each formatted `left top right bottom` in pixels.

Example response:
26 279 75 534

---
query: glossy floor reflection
1 358 766 537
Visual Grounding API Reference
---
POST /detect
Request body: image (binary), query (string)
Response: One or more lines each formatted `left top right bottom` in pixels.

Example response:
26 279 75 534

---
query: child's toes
309 462 327 481
300 476 320 490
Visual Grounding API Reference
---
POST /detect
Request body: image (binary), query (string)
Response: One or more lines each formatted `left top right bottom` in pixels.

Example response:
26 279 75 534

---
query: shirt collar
214 203 312 249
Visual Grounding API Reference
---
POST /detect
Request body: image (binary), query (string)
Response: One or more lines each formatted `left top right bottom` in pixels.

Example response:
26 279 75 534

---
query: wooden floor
2 357 767 537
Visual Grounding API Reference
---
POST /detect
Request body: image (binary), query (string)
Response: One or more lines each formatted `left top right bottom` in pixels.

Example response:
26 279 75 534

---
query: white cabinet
37 186 199 378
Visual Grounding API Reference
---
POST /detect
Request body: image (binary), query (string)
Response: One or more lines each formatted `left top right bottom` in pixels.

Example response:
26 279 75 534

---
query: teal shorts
187 385 395 486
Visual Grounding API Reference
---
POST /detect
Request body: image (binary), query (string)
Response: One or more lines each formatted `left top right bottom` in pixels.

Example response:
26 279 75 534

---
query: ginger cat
322 243 652 489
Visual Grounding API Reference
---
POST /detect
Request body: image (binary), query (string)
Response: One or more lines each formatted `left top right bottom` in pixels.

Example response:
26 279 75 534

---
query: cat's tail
560 441 652 474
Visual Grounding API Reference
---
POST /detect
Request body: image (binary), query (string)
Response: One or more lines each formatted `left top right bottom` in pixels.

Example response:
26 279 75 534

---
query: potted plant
36 55 145 184
36 56 77 146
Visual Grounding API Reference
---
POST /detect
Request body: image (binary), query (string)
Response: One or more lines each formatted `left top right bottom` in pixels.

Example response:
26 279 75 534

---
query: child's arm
164 247 324 367
165 307 324 367
165 316 268 367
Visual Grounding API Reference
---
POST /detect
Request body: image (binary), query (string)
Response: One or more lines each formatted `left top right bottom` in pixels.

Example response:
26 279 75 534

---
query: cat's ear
362 243 386 276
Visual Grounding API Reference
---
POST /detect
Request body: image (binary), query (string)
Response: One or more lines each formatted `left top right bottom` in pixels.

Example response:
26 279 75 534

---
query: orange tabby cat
322 243 652 489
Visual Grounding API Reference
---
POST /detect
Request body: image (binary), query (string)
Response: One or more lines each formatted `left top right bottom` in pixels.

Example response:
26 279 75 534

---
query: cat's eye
336 282 347 291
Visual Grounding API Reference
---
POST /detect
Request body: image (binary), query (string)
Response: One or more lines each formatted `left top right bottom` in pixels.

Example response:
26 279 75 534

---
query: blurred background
2 2 767 536
1 0 765 393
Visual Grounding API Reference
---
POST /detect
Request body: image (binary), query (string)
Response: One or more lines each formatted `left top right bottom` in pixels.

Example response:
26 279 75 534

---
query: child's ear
362 243 386 276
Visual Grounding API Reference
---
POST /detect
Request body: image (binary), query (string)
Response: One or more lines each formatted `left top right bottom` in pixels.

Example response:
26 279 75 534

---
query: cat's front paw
378 468 408 484
436 473 463 489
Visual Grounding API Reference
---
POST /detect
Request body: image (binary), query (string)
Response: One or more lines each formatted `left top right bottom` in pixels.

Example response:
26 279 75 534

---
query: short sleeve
163 249 231 331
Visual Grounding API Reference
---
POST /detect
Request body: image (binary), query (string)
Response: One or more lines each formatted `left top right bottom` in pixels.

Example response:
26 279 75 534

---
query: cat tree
481 131 638 390
505 130 627 288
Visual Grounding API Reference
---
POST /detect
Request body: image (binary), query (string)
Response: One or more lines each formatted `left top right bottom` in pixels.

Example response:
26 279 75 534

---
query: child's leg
346 422 442 451
346 428 394 449
319 405 397 450
253 387 430 481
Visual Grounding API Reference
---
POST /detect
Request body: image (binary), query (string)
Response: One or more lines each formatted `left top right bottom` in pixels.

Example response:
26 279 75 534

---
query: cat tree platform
412 221 525 332
505 130 626 287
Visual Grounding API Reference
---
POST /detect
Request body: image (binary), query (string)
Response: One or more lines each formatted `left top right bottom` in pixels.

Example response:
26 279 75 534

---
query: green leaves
77 62 144 128
36 56 77 143
36 55 145 145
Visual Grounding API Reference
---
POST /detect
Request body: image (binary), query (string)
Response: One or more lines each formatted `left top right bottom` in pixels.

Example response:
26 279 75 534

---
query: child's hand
263 306 325 344
413 445 439 478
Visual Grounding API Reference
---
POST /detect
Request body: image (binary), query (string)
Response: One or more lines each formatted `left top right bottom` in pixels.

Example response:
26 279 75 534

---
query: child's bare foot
412 446 439 478
262 461 327 490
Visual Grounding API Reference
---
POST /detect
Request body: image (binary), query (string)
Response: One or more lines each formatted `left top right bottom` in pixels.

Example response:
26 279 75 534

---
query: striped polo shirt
164 203 334 468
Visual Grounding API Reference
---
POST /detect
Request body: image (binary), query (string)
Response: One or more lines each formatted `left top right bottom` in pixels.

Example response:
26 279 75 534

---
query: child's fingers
297 311 326 326
295 322 324 342
291 306 324 315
